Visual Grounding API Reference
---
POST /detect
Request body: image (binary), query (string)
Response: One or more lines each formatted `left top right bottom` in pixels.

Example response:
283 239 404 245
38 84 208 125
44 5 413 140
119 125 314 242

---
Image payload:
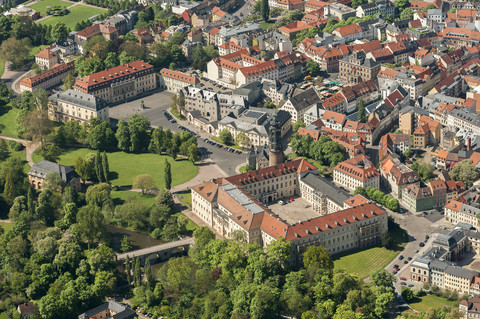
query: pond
106 224 166 253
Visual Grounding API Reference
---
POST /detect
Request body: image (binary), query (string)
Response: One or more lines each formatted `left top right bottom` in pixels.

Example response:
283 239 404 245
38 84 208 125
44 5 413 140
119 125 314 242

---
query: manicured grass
260 21 275 30
29 0 71 14
111 190 157 207
173 212 198 231
176 190 191 210
334 246 401 280
0 222 13 233
38 5 105 29
0 107 20 138
409 294 457 313
170 107 186 120
33 148 199 188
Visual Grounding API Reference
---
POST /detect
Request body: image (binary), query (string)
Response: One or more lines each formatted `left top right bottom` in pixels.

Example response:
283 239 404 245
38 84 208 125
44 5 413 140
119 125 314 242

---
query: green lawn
0 222 13 233
29 0 71 14
409 294 457 313
177 190 192 210
38 5 105 29
260 21 275 30
0 107 20 138
111 190 157 207
33 148 199 188
173 212 198 231
334 246 401 280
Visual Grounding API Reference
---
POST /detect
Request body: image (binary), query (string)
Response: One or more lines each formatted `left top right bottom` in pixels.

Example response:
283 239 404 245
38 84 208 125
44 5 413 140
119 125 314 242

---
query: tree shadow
109 171 119 180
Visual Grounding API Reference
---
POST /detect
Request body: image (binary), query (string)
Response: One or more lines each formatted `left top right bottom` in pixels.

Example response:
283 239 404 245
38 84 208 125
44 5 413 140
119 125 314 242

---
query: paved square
268 196 323 225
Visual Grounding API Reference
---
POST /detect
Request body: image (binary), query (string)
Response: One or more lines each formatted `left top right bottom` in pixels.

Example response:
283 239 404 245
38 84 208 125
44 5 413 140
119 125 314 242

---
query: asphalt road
108 91 246 176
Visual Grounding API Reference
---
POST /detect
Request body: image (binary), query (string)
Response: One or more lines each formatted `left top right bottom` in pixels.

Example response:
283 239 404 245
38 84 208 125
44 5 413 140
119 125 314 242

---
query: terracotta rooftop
285 203 386 240
160 68 200 85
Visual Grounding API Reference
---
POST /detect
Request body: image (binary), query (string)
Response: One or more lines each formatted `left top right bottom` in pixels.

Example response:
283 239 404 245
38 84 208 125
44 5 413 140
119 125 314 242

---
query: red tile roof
334 155 380 182
285 203 386 240
74 60 154 92
20 62 74 88
35 48 56 59
160 68 200 85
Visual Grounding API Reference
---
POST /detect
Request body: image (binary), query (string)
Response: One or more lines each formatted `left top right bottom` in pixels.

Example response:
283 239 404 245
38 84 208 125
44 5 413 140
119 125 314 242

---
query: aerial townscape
4 0 480 318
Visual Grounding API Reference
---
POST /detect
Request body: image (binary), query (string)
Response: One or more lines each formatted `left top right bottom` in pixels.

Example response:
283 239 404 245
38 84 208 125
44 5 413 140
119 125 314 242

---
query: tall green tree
76 204 106 249
164 158 172 190
0 139 9 161
358 99 366 123
134 257 142 287
116 119 131 152
102 151 110 183
94 150 103 183
261 0 270 22
145 259 154 290
4 171 15 205
125 254 131 285
449 159 480 188
303 245 333 271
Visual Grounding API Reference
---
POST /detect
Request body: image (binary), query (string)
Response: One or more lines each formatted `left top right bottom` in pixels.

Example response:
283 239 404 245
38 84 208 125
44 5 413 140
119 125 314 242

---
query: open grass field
33 148 199 188
111 190 156 207
29 0 71 14
0 222 13 233
409 294 457 313
0 107 20 138
333 246 401 280
38 5 105 29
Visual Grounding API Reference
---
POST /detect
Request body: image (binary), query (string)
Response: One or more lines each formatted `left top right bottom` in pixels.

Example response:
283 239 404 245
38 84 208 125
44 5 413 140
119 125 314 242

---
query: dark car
419 242 425 247
425 235 430 240
394 264 399 269
404 260 408 264
399 255 404 260
408 284 414 288
407 257 412 261
400 282 406 286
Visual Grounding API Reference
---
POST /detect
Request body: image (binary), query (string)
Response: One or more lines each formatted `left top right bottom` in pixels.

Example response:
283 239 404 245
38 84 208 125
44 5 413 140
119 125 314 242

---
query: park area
33 148 199 189
36 3 106 29
28 0 71 14
334 220 408 279
409 293 458 313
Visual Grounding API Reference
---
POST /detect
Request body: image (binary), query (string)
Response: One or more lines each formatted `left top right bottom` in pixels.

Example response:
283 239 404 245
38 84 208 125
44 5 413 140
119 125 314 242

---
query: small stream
106 224 166 253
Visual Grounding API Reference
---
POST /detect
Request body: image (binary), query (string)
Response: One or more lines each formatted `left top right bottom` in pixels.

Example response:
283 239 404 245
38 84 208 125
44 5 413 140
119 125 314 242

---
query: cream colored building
333 155 380 192
444 267 478 296
159 68 200 93
445 200 480 227
19 62 74 93
74 61 157 104
191 158 389 261
48 89 109 123
35 48 59 70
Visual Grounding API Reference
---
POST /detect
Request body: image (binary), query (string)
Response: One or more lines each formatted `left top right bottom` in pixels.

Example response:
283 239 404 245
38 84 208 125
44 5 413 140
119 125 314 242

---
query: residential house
34 48 59 70
280 88 321 123
381 154 420 198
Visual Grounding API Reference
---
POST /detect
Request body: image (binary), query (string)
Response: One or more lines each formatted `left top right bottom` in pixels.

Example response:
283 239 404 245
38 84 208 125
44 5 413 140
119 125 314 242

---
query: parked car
278 200 285 205
408 284 414 288
407 257 412 261
400 282 406 286
399 255 404 260
394 264 399 269
419 242 425 247
425 235 430 240
400 277 406 281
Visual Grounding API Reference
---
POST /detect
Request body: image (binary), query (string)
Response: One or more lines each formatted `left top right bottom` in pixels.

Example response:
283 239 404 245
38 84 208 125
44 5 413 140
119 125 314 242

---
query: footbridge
116 237 194 265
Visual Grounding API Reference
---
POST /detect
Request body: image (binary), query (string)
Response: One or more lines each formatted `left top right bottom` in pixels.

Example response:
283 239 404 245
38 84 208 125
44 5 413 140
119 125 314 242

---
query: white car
278 200 285 205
